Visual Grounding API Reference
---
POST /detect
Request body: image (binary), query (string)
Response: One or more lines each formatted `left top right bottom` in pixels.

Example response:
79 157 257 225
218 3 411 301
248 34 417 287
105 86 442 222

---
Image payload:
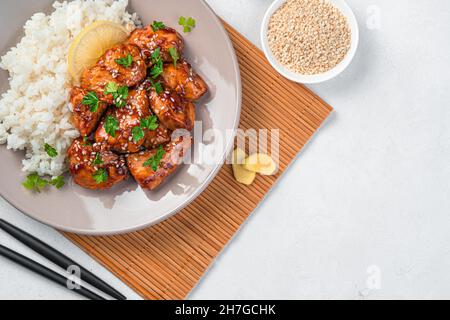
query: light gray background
1 0 449 299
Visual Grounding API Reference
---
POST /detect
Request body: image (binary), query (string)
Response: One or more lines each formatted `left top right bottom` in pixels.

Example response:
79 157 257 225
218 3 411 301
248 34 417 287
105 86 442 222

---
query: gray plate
0 0 242 235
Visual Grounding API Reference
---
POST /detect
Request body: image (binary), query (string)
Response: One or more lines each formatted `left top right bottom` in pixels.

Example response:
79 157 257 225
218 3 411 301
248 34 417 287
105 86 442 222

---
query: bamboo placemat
64 22 333 300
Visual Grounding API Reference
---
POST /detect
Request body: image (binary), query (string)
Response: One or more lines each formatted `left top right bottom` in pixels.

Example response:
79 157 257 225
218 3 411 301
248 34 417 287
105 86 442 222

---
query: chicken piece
149 89 195 131
96 44 146 87
67 138 128 190
95 89 167 153
161 60 208 101
126 135 192 190
80 65 121 104
69 87 108 137
143 124 171 149
126 25 184 64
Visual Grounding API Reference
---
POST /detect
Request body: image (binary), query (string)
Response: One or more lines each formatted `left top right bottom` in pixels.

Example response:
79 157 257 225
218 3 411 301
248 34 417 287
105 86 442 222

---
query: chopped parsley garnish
150 59 163 79
178 16 196 33
132 126 145 142
44 143 58 158
22 173 48 192
141 115 159 131
104 82 129 107
115 54 133 68
92 168 108 184
82 91 100 112
151 48 161 64
93 153 103 165
149 80 163 95
149 48 164 79
143 145 166 171
151 21 166 32
104 82 119 94
169 47 179 67
50 175 65 189
104 115 119 137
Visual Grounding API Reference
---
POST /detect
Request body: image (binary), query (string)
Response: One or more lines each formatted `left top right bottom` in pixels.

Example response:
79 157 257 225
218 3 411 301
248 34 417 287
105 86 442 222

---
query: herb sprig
151 21 166 32
104 82 129 107
132 126 145 143
44 143 58 158
50 175 65 189
104 115 119 137
132 115 159 142
82 91 100 112
141 115 159 131
92 168 108 184
93 153 103 165
169 47 179 67
22 173 65 192
178 16 196 33
115 54 133 68
149 48 164 79
143 145 166 171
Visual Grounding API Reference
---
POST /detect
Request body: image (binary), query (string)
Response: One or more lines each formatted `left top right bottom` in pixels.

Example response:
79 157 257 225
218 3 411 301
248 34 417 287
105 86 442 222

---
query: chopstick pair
0 219 126 300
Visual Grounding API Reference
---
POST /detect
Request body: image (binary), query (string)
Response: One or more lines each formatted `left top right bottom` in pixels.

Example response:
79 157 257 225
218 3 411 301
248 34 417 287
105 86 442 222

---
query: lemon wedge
232 148 256 185
68 21 130 82
244 153 278 176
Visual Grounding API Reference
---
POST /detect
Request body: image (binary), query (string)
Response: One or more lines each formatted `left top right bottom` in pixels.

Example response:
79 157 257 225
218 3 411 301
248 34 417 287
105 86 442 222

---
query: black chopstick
0 219 126 300
0 244 104 300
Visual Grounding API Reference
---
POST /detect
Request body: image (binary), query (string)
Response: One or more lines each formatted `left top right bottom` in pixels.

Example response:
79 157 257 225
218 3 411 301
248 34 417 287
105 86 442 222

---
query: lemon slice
244 153 278 176
232 148 256 185
68 21 130 82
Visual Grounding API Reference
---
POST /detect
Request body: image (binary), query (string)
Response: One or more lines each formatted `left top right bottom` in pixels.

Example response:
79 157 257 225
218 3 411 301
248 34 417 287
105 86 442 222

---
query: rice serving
0 0 140 176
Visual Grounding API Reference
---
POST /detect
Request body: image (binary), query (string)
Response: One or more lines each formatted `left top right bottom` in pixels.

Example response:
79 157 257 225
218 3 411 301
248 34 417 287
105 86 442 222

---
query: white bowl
261 0 359 84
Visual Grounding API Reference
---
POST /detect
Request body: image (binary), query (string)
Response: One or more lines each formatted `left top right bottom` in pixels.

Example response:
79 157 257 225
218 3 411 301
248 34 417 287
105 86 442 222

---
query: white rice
0 0 140 176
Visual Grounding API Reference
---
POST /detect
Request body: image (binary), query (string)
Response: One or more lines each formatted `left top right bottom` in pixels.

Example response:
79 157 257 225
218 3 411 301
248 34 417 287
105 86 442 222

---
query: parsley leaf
151 48 161 64
141 115 159 131
115 86 129 107
44 143 58 158
178 16 196 33
104 115 119 137
149 48 164 79
132 126 145 142
143 145 166 171
115 54 133 68
104 82 119 94
92 168 108 184
151 21 166 32
149 80 163 95
22 173 48 192
93 153 103 165
169 47 179 67
150 60 163 78
104 82 128 107
50 175 65 189
82 91 100 112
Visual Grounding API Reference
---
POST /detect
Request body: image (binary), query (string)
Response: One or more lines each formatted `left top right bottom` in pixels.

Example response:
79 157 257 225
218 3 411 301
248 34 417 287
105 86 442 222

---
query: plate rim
0 0 242 235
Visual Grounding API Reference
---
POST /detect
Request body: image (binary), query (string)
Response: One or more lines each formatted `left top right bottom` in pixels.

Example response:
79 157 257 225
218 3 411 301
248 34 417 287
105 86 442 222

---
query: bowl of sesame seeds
261 0 359 84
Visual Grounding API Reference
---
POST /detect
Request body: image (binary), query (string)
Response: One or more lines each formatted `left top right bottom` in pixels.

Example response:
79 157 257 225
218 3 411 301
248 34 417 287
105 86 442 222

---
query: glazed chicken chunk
67 138 128 190
96 43 147 87
80 44 146 104
149 89 195 131
69 86 108 137
126 135 192 190
80 65 122 104
161 60 208 101
126 26 184 64
95 89 170 153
